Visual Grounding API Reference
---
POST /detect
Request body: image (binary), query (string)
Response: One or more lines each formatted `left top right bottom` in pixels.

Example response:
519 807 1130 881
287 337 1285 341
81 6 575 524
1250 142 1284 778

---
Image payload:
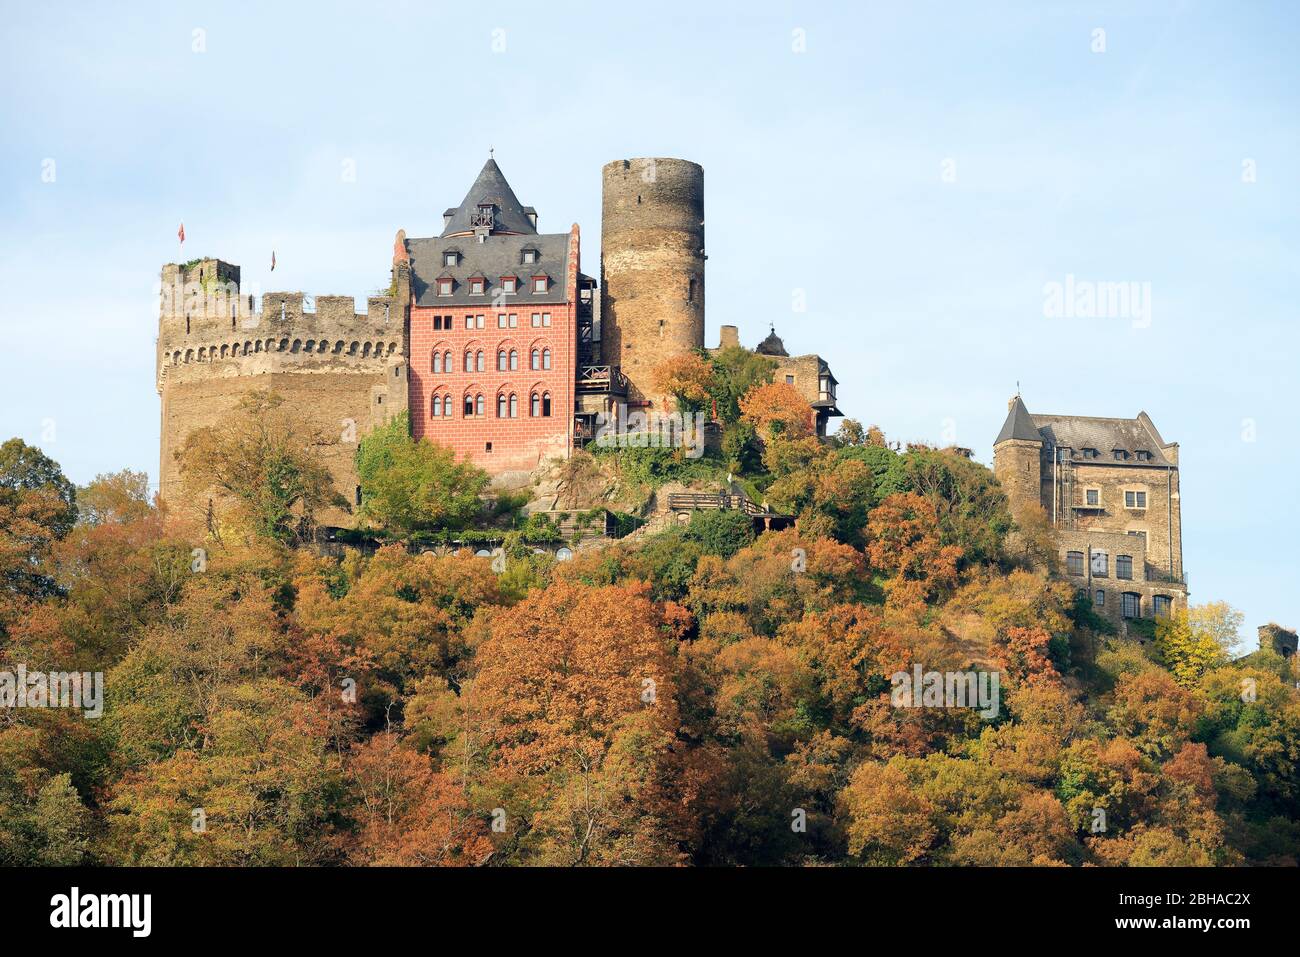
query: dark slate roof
407 233 571 307
995 396 1175 466
440 159 537 238
756 328 789 357
1031 413 1174 466
995 395 1041 444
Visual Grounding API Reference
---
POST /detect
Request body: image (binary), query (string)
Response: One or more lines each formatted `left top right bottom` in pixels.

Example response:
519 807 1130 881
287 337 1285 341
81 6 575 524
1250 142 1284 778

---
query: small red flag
271 250 276 271
178 222 185 244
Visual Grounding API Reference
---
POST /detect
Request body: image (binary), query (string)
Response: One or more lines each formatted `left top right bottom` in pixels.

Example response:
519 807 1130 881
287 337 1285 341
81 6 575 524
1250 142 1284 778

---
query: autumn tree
471 581 684 864
1155 602 1242 688
0 438 78 604
652 352 715 413
865 493 962 610
347 731 492 866
739 381 814 440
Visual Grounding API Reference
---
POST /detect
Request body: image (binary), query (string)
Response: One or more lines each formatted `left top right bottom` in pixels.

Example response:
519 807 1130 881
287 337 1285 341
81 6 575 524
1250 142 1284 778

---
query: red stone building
405 160 590 475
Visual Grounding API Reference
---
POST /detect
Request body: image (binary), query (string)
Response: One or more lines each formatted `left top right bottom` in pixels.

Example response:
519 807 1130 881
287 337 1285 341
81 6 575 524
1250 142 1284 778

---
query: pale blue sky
1 1 1296 648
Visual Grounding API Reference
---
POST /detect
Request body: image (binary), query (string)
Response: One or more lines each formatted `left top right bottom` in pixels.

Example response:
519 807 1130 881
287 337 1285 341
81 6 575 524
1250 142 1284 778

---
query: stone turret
600 157 705 407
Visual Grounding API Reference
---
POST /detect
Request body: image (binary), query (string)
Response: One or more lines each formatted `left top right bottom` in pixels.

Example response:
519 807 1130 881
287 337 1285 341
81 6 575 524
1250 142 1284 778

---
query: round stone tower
600 158 705 406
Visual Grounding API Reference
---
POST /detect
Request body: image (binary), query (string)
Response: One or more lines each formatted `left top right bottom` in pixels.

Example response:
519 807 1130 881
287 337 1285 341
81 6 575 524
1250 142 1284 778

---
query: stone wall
156 258 409 527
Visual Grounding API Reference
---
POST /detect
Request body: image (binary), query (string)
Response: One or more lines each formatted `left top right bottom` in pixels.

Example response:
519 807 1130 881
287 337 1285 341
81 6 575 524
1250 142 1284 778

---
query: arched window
497 394 507 418
475 394 485 417
531 348 540 370
509 393 518 418
509 349 518 371
464 394 474 417
444 350 452 372
542 392 552 417
542 348 551 370
433 352 442 374
464 350 472 372
497 350 507 372
1122 593 1141 619
531 392 540 417
476 351 484 372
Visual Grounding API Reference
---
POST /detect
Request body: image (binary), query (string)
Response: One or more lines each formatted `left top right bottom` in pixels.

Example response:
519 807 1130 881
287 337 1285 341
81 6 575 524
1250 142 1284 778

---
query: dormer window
532 274 549 294
1113 449 1129 461
443 251 459 267
1082 447 1099 459
500 276 518 294
1135 449 1151 461
469 276 486 296
437 278 453 297
521 248 539 265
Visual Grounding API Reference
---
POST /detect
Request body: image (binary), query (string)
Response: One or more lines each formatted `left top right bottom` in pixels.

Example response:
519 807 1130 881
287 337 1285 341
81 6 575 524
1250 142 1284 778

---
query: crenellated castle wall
156 258 410 527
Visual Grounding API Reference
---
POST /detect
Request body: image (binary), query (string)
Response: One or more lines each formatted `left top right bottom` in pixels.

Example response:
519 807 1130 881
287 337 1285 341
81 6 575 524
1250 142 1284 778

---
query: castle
156 156 838 524
994 395 1188 625
155 158 1194 630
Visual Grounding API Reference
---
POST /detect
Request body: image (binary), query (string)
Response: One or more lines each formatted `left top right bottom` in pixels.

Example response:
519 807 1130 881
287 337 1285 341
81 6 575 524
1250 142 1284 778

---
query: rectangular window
443 252 457 267
509 313 517 328
1066 551 1084 576
531 313 540 327
1153 595 1172 617
470 279 485 296
1091 549 1108 577
476 314 484 329
786 375 795 385
1085 488 1099 506
465 315 473 330
1125 490 1147 509
498 314 506 329
1122 593 1141 619
533 277 547 293
1116 555 1133 580
437 279 452 297
502 277 517 294
542 312 551 327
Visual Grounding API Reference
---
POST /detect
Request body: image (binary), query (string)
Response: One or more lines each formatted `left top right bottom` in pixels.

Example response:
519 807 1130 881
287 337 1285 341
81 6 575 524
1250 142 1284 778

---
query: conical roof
995 395 1042 444
440 158 537 238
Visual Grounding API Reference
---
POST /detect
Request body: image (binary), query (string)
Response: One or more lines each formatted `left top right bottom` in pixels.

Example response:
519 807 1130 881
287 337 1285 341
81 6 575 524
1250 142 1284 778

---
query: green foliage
355 411 489 538
874 447 1012 565
589 444 725 491
178 390 342 544
684 509 755 558
707 346 776 424
0 438 78 536
722 420 763 474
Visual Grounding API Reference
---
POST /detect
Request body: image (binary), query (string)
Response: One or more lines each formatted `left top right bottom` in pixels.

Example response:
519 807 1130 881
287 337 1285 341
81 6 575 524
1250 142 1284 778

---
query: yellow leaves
739 380 814 440
651 352 715 408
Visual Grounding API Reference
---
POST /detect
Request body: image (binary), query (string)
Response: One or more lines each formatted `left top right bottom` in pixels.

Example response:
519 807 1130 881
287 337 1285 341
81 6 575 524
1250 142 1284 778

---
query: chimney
719 324 740 349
